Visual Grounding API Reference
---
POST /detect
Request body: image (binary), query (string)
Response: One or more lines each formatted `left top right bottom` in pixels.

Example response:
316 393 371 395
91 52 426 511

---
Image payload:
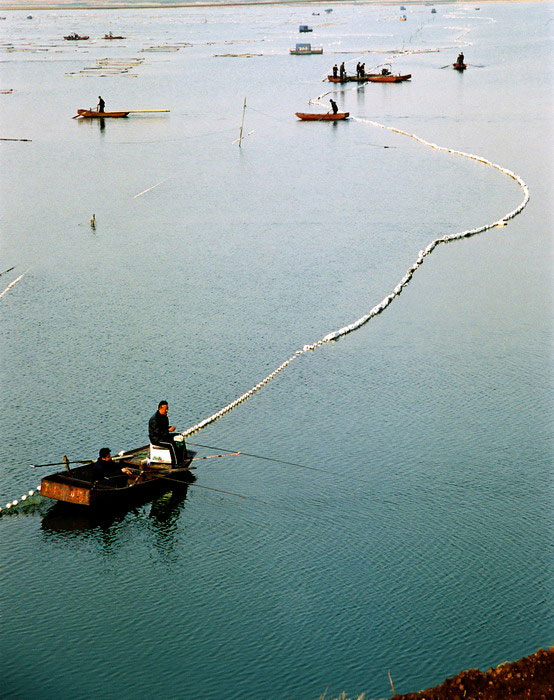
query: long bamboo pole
238 97 246 148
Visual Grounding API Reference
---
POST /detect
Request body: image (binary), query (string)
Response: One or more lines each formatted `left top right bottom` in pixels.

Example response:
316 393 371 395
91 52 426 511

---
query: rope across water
182 119 530 438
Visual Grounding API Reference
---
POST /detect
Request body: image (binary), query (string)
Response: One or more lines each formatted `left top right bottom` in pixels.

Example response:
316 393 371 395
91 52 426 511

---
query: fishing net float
182 119 529 439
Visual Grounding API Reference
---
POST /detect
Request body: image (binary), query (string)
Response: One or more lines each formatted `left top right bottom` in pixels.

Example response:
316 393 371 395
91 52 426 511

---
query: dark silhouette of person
97 96 105 113
148 400 187 467
332 64 338 78
330 99 338 114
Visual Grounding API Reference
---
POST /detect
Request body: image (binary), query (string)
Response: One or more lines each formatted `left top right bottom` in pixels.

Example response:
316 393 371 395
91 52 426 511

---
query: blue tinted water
1 2 552 699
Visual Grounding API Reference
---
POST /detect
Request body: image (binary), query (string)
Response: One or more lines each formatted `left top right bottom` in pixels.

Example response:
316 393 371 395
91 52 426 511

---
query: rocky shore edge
390 646 554 700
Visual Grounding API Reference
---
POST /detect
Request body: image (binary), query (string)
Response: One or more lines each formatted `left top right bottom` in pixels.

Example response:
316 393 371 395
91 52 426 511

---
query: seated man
91 447 133 481
148 400 187 467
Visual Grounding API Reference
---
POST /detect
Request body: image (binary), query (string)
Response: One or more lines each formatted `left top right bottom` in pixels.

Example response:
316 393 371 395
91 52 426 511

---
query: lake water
0 2 552 698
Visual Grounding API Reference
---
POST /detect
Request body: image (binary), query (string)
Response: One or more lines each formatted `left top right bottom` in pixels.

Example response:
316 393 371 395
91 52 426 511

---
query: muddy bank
391 647 553 700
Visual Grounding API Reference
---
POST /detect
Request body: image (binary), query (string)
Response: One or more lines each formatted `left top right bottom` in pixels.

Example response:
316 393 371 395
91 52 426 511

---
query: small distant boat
453 62 467 71
290 43 323 55
295 112 349 121
400 15 407 21
104 33 126 40
328 74 366 83
431 8 437 13
367 73 411 82
76 109 129 118
400 5 406 9
75 108 169 119
325 8 333 13
299 25 313 33
312 12 320 15
64 33 90 40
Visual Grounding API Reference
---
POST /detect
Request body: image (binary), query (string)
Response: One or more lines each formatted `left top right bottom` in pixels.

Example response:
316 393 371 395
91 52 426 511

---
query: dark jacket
149 411 171 445
91 458 119 481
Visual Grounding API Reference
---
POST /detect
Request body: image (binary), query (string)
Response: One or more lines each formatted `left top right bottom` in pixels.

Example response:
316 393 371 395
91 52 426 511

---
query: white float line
133 178 169 199
0 488 41 516
0 272 26 299
179 120 529 437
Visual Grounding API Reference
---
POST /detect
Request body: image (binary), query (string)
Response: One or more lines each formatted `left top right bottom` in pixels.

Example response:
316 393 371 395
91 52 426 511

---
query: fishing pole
30 451 239 469
187 441 331 474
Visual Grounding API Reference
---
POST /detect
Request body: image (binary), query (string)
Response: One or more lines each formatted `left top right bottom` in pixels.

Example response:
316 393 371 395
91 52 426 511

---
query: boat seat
148 434 185 465
149 444 172 464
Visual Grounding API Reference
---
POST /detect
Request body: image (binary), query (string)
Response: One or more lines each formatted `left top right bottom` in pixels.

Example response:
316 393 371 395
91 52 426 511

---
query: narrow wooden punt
453 62 467 71
104 35 125 40
295 112 349 121
328 74 411 83
367 73 411 82
64 34 89 40
40 446 197 508
76 109 130 118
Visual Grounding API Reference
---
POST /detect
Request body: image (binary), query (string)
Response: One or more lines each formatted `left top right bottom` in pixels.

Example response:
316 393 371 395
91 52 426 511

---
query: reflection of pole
238 97 246 148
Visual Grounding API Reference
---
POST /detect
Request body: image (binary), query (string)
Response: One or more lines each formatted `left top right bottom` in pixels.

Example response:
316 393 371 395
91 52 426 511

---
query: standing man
332 64 338 78
148 400 187 467
330 99 338 114
97 96 105 113
339 62 346 80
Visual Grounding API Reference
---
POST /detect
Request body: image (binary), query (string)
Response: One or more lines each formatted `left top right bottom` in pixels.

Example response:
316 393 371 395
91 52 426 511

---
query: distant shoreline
0 0 547 13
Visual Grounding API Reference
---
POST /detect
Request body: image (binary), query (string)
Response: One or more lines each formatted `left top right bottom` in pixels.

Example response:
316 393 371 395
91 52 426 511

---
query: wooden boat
295 112 349 121
104 34 126 40
40 445 197 508
76 109 130 118
453 62 467 71
299 25 313 33
64 33 89 40
367 73 411 82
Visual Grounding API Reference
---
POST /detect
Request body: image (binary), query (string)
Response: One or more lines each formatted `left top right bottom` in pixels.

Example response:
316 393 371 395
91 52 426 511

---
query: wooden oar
31 458 91 468
126 109 170 113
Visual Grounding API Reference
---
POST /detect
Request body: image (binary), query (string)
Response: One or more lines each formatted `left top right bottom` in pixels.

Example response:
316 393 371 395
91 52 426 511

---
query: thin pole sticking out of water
388 670 396 694
238 97 246 148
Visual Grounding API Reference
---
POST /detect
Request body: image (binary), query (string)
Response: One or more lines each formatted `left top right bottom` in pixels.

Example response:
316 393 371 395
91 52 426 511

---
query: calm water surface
1 3 552 699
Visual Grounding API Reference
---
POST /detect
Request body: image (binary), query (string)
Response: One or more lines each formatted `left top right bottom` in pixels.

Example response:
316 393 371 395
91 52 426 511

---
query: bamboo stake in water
238 97 246 148
388 669 395 695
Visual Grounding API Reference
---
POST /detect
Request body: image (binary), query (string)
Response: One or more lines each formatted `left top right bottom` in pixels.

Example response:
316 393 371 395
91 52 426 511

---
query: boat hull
328 74 411 83
453 63 467 71
295 112 349 121
77 109 130 118
367 74 411 82
290 49 323 55
41 448 197 508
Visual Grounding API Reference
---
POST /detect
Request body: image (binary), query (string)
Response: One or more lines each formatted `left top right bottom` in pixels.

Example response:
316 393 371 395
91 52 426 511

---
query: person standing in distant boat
457 52 464 65
339 62 346 80
330 99 338 114
148 400 187 467
332 64 338 78
356 62 361 77
97 96 105 113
